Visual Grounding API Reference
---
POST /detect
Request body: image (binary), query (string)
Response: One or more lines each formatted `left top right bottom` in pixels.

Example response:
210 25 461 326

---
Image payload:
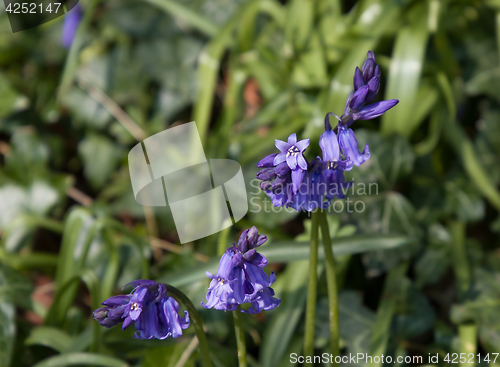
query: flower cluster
93 280 189 340
256 51 398 211
202 227 280 313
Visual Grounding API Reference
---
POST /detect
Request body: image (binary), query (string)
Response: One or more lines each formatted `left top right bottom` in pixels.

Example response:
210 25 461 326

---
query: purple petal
122 316 134 330
349 85 369 111
256 235 267 247
165 297 185 338
361 55 376 82
242 287 281 314
343 91 354 116
274 162 290 176
287 133 297 144
260 181 272 191
134 302 159 339
319 130 340 162
257 153 278 168
231 267 246 304
295 139 310 152
353 67 364 90
247 226 258 245
256 168 276 180
243 264 272 290
366 76 380 103
102 295 130 306
275 139 291 153
61 5 82 48
286 154 297 170
107 306 125 320
242 249 256 260
246 253 267 267
130 308 142 321
338 159 354 171
123 279 157 290
355 99 399 120
325 113 333 131
93 307 108 321
273 152 286 165
338 127 370 166
297 154 308 171
291 169 306 194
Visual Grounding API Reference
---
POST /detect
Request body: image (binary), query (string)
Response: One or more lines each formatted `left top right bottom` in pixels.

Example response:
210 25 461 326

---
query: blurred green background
1 0 500 366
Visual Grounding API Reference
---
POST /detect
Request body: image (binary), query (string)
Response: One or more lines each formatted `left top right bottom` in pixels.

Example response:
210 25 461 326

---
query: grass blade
32 353 128 367
145 0 219 37
381 2 429 136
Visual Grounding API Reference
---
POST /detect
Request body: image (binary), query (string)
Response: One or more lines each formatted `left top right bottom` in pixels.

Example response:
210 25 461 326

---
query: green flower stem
165 285 212 367
459 323 477 367
233 307 248 367
317 210 340 364
304 210 320 366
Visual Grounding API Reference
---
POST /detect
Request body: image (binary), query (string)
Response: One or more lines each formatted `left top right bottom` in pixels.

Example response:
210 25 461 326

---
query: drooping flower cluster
256 51 399 211
202 227 280 313
93 280 189 340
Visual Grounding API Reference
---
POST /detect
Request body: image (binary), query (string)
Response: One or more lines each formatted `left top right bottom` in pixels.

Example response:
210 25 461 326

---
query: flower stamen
286 146 300 157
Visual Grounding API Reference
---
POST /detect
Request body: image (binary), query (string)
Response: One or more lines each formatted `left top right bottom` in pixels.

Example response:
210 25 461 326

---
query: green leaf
55 208 95 288
0 263 32 307
25 327 74 353
292 30 328 87
338 292 376 365
381 2 429 136
32 353 128 367
78 134 123 189
143 342 194 367
159 234 413 287
145 0 219 37
369 262 409 367
260 260 311 367
193 0 263 142
49 209 96 325
284 0 314 51
0 252 58 271
0 73 24 120
46 269 102 351
447 126 500 210
0 301 15 367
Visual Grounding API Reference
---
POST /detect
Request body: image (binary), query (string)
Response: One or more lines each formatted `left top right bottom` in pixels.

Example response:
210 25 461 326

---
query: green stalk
165 285 212 367
304 210 320 366
233 307 248 367
459 323 477 367
317 210 339 364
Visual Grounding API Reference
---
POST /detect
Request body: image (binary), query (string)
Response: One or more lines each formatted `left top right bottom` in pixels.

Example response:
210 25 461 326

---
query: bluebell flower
256 51 398 209
61 4 83 48
256 133 305 208
273 133 310 171
93 279 190 339
202 227 280 313
288 159 331 211
342 51 398 126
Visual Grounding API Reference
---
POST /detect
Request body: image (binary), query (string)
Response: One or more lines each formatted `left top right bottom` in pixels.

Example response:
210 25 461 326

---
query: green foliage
0 0 499 366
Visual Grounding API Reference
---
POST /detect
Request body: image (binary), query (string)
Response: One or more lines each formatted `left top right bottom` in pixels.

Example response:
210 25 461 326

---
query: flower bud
256 168 276 181
257 153 278 168
260 181 272 191
274 162 290 176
